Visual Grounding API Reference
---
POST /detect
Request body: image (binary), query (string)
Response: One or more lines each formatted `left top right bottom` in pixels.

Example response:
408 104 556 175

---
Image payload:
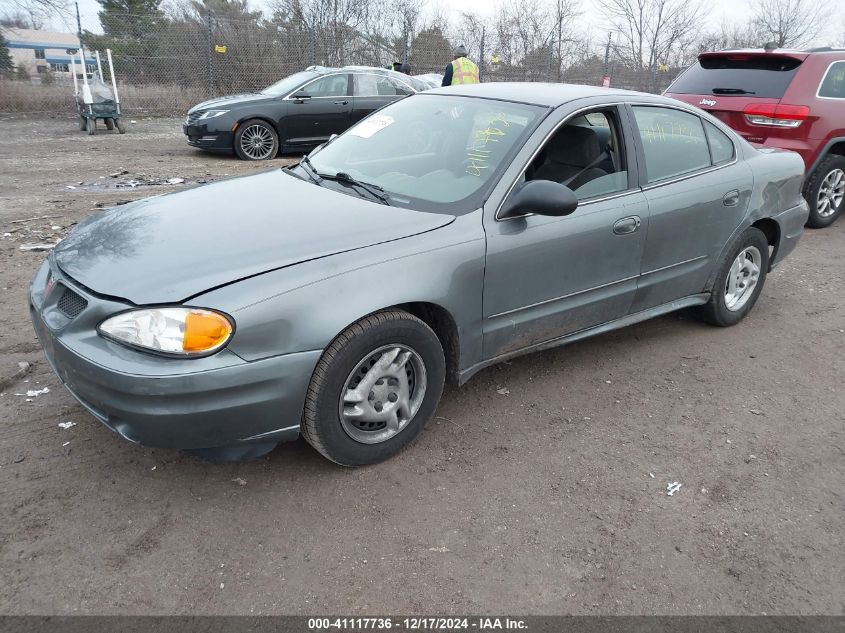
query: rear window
668 55 802 99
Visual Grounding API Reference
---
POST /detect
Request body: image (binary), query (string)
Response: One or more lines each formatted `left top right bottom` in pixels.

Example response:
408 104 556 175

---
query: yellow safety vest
451 57 480 85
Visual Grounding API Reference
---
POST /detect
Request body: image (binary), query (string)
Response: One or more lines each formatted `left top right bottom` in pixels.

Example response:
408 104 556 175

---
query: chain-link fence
0 13 682 116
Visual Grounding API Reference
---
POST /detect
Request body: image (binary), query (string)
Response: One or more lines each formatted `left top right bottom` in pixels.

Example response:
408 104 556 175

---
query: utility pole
602 31 612 87
75 0 85 70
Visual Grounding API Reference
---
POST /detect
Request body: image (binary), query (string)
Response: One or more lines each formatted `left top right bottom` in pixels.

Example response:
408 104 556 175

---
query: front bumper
183 120 234 153
29 260 320 450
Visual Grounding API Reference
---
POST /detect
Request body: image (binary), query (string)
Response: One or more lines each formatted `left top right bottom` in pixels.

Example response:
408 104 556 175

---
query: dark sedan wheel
805 155 845 228
234 119 278 161
302 310 445 466
698 227 769 327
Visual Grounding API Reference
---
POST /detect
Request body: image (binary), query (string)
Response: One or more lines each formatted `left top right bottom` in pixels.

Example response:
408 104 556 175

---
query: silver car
29 84 808 464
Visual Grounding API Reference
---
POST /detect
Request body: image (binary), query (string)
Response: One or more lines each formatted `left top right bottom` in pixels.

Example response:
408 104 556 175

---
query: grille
185 111 202 125
57 287 88 319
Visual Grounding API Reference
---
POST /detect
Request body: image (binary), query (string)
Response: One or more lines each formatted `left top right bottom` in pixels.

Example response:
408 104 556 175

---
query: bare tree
751 0 831 48
1 0 66 28
597 0 702 76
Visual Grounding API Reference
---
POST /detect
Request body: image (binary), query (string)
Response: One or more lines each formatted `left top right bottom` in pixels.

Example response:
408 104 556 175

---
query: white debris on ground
62 441 70 447
666 481 682 496
26 387 49 397
428 546 450 553
496 387 510 395
166 177 185 184
19 243 59 252
58 421 77 430
232 478 247 486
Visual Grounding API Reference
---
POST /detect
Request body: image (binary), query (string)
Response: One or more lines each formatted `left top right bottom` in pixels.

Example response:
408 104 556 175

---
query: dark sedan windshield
262 71 318 96
305 95 546 213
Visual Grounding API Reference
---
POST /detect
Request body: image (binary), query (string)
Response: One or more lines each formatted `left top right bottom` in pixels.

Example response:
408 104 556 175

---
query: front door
283 73 352 147
482 107 648 359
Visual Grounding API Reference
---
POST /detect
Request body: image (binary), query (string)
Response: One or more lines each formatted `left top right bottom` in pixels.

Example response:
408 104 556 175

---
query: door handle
723 190 740 207
333 100 349 105
613 215 641 235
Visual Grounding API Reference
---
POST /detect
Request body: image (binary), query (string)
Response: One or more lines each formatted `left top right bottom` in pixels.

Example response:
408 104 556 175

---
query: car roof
425 82 662 107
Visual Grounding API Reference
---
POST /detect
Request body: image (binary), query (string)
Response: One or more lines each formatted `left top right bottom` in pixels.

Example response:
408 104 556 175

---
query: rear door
627 104 752 311
665 52 806 143
351 73 413 125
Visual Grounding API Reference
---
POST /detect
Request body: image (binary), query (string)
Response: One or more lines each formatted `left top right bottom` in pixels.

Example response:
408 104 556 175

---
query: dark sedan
183 66 432 160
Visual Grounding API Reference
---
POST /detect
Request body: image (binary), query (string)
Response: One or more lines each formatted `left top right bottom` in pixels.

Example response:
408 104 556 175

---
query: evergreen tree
0 31 14 78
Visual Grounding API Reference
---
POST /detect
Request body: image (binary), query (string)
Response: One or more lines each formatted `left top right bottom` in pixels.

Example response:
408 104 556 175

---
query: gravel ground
0 115 843 616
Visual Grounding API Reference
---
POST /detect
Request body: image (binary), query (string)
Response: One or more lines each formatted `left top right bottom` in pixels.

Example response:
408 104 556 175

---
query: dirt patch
0 115 843 615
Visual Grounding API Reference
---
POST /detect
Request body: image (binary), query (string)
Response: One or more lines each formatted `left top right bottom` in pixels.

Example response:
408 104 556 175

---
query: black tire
698 227 769 327
302 310 446 466
105 118 115 131
233 119 278 161
804 155 845 228
115 119 126 134
85 117 95 135
79 116 87 131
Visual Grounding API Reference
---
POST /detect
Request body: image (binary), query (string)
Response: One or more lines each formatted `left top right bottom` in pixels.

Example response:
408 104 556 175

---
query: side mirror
498 179 579 219
291 92 311 103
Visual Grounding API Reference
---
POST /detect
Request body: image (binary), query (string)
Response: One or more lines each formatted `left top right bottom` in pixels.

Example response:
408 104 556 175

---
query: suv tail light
743 103 810 128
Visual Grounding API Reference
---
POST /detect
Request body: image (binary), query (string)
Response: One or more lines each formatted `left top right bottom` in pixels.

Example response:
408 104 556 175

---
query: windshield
305 95 545 213
668 56 802 99
262 71 318 96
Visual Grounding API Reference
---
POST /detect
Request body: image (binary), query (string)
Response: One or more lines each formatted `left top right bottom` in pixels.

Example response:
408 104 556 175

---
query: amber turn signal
183 310 233 353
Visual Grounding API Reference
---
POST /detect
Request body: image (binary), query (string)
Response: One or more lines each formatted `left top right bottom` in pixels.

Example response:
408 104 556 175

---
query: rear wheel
301 310 445 466
698 227 769 327
79 116 87 131
234 119 278 161
105 118 115 131
805 155 845 228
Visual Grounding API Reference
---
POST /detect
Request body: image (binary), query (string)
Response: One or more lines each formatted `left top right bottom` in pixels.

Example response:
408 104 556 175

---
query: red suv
665 48 845 228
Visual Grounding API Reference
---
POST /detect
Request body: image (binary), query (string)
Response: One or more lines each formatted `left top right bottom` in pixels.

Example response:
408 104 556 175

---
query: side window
525 109 629 200
704 121 735 165
301 74 349 97
819 61 845 99
354 74 409 96
632 106 711 184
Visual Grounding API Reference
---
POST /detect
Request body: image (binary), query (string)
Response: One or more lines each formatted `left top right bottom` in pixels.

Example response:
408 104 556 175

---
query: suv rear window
668 55 803 99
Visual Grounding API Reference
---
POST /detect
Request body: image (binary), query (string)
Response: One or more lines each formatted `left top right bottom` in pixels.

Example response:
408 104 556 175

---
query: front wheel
115 118 126 134
234 119 278 161
698 227 769 327
85 118 96 135
301 310 445 466
804 155 845 228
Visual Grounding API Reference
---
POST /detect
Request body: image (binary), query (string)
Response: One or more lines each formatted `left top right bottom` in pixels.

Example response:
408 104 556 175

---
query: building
3 28 95 80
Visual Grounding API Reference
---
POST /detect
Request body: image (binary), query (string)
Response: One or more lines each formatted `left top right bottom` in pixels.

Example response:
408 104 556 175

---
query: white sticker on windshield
348 115 394 138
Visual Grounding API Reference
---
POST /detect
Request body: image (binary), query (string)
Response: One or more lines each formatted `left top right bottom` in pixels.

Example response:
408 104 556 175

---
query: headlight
98 308 234 356
197 109 229 120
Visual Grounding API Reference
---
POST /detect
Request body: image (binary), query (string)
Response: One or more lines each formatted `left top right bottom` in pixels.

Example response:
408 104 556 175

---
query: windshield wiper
319 171 392 205
296 155 322 184
712 88 756 95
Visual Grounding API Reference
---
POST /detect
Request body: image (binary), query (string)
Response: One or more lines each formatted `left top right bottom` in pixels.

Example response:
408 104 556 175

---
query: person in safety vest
441 44 479 86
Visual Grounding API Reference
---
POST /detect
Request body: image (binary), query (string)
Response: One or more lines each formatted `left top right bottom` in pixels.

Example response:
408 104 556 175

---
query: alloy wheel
817 168 845 218
239 124 275 160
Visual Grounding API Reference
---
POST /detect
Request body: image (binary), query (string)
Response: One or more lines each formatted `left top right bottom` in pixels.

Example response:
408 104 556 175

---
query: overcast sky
56 0 839 48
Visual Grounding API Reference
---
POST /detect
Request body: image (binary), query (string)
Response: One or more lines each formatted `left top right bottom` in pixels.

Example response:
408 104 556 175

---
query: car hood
54 170 455 305
189 93 270 112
